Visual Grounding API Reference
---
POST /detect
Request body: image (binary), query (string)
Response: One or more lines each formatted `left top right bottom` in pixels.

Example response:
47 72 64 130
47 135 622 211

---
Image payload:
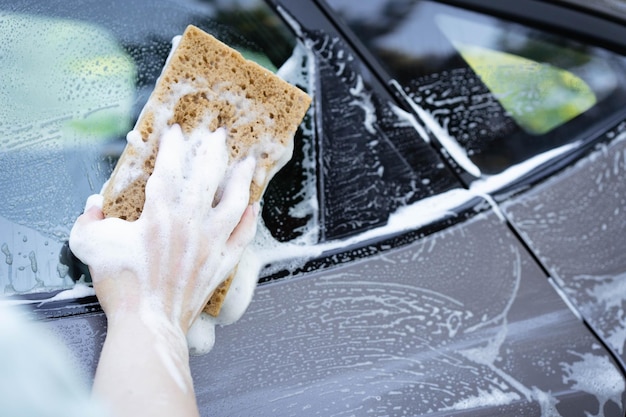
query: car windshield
325 0 626 174
0 0 309 296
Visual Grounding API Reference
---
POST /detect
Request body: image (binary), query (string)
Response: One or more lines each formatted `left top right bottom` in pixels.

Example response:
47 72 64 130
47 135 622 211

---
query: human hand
70 124 259 334
69 124 259 416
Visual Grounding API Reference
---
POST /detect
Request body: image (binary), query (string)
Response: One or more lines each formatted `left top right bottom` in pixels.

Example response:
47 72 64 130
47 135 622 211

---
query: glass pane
325 0 626 174
0 0 305 295
437 14 603 136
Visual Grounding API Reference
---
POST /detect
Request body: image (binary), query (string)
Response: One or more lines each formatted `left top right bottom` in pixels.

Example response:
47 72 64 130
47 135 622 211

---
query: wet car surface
2 0 626 415
193 205 623 416
502 124 626 367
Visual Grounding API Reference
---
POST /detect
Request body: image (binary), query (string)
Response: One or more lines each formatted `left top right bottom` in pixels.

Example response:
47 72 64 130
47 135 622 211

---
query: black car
1 0 625 415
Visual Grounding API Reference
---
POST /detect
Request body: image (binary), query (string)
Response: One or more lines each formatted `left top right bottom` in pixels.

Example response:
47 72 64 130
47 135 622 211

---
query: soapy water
0 12 135 244
197 209 624 415
498 129 626 388
392 80 482 178
69 125 259 370
263 14 625 414
551 271 626 362
562 351 625 414
293 25 453 240
275 38 319 243
0 216 76 294
1 16 624 414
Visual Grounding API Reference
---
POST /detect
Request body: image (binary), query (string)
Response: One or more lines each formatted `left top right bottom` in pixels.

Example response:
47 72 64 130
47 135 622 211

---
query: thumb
76 194 104 222
83 194 105 218
75 194 105 225
80 205 105 223
69 194 105 262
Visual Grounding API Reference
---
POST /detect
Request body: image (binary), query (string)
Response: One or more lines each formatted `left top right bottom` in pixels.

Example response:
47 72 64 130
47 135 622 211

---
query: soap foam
187 247 262 355
71 125 254 359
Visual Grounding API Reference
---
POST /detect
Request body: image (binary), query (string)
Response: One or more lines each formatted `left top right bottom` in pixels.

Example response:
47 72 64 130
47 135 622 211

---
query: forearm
69 125 260 416
93 314 199 417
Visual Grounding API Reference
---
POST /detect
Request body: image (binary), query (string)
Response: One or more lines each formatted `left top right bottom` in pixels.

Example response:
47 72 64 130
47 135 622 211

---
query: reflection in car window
325 0 626 174
0 0 308 295
436 14 605 136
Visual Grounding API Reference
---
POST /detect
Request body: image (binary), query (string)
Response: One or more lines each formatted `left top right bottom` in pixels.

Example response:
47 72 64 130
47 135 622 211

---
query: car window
0 0 308 296
436 14 606 136
1 0 466 298
324 0 626 175
271 23 462 243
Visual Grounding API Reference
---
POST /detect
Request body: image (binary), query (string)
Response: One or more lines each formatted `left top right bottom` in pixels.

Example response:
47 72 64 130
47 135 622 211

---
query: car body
1 0 625 415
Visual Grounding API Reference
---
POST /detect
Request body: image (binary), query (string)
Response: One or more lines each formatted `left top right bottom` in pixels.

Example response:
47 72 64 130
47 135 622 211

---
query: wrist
102 310 192 389
107 309 188 349
94 308 197 417
93 271 194 338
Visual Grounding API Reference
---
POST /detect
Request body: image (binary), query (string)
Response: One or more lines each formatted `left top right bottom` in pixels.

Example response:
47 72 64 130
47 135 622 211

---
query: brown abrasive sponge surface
100 25 311 316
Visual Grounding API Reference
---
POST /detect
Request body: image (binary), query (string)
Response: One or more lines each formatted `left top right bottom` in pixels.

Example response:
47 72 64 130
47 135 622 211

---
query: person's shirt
0 301 108 417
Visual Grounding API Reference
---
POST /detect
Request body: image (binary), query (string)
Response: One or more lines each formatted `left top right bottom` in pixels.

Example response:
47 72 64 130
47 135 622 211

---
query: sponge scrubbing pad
101 25 311 316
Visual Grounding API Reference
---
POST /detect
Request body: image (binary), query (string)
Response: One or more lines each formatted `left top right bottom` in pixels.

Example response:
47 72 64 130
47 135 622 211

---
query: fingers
187 127 229 200
144 124 231 218
79 203 105 224
153 124 185 182
70 195 106 265
212 157 255 232
72 194 104 231
70 194 138 274
143 124 185 213
84 193 104 214
227 203 260 251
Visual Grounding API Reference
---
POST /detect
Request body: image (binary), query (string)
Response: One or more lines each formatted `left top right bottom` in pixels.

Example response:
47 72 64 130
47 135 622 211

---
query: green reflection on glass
454 43 596 135
0 13 136 149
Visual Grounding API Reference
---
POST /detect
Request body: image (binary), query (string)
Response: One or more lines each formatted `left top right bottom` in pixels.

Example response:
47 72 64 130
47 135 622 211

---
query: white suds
390 80 480 177
187 248 262 355
70 124 252 371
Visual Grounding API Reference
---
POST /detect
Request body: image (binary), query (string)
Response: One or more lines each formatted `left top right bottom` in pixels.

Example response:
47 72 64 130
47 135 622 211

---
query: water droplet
1 243 12 265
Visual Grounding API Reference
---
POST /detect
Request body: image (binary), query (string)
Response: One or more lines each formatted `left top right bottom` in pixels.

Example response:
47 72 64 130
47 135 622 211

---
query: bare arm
70 124 258 417
92 302 197 417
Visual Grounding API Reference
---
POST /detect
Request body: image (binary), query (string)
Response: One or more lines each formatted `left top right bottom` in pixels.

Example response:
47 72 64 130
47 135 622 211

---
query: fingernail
253 202 260 217
84 194 104 212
